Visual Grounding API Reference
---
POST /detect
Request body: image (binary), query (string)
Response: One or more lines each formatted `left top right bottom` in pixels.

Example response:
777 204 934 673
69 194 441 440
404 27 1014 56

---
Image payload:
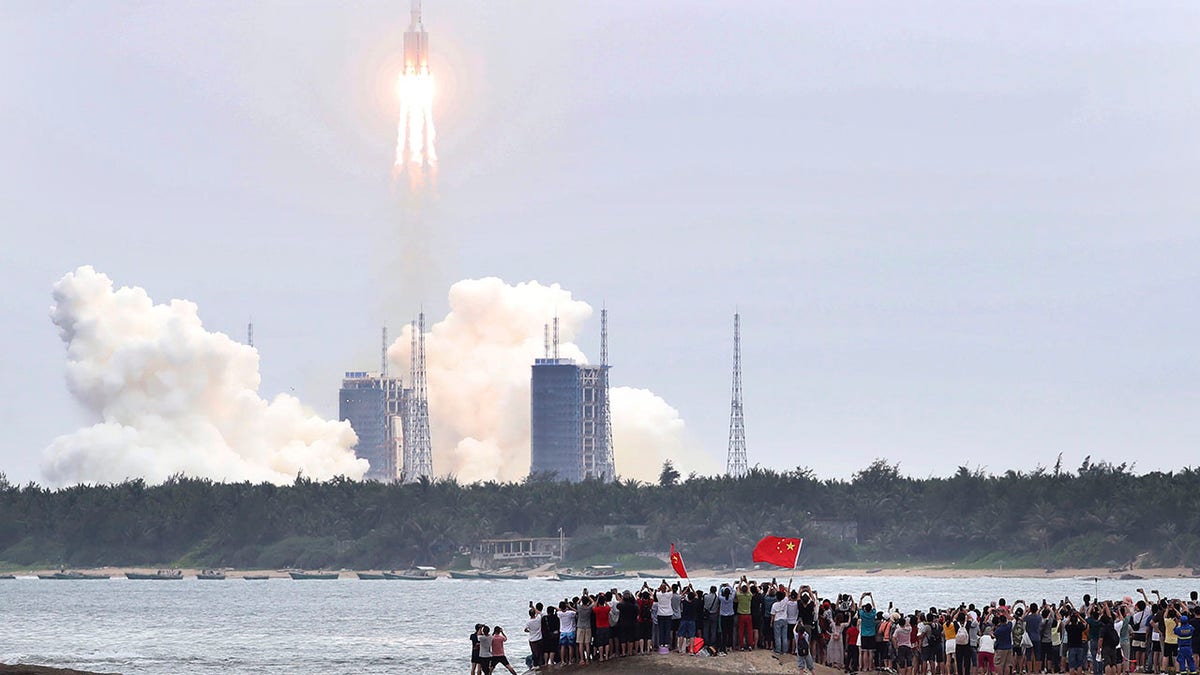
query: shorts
1166 643 1179 657
672 617 681 632
1030 641 1042 659
680 620 696 639
1131 636 1146 654
577 627 592 648
491 655 510 667
1067 647 1086 670
638 621 652 640
560 631 576 646
946 639 957 656
923 644 940 662
897 645 913 667
1103 648 1122 666
861 635 876 651
595 627 610 644
620 624 636 644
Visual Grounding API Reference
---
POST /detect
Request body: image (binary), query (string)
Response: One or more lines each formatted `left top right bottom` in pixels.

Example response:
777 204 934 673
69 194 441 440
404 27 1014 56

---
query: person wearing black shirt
541 606 560 667
1099 616 1121 675
1065 614 1087 675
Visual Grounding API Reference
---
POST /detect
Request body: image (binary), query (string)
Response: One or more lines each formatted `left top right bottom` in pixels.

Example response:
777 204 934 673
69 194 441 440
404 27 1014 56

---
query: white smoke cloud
43 266 366 485
389 277 714 483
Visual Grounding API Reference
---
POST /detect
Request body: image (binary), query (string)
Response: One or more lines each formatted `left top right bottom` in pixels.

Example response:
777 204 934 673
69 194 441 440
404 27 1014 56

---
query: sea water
2 575 1196 674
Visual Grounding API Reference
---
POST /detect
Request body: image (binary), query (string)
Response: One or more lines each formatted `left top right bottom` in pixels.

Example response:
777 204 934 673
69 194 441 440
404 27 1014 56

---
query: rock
533 650 830 673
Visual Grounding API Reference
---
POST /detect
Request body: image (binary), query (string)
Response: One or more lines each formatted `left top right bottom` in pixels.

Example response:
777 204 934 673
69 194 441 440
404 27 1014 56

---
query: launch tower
404 312 434 481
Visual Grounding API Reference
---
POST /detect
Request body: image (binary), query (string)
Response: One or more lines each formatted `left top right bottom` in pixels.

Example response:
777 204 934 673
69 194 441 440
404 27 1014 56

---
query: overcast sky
2 1 1198 484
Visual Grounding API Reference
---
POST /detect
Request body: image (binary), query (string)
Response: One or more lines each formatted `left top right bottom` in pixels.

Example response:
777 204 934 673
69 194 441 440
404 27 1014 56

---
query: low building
472 536 569 569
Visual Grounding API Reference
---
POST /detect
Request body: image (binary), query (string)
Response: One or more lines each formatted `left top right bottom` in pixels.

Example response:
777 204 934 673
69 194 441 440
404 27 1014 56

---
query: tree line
0 457 1195 571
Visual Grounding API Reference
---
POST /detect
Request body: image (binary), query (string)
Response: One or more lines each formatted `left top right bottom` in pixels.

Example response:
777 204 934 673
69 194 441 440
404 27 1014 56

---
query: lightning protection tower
405 312 433 481
726 312 748 477
597 308 616 480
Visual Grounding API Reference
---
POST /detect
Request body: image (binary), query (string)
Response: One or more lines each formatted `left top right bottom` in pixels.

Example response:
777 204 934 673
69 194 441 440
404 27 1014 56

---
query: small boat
289 571 339 580
357 572 387 580
37 570 110 580
0 574 15 579
197 570 226 580
449 570 482 579
478 568 528 580
383 566 437 581
242 575 270 580
556 565 627 581
126 569 183 580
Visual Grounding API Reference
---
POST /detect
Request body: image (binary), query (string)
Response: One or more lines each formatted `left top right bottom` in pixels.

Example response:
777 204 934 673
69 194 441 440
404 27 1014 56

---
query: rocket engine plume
394 0 437 192
387 278 717 483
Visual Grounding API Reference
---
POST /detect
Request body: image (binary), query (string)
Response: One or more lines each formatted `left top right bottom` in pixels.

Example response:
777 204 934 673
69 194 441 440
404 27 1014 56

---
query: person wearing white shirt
525 607 544 667
655 583 677 651
771 591 791 655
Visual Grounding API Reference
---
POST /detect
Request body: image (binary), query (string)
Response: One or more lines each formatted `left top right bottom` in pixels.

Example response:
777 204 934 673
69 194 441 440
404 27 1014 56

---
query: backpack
955 623 969 645
929 622 944 646
797 634 810 656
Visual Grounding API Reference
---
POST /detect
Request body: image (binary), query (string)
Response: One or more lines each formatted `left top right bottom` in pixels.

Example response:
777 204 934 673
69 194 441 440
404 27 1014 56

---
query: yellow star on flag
786 542 796 550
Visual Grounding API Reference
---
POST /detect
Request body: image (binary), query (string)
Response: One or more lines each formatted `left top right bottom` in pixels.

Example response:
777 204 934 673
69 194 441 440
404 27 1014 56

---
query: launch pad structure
339 315 433 484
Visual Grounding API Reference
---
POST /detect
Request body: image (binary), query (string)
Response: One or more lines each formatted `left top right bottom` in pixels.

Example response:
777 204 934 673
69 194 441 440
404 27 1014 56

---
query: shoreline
4 565 1195 580
638 565 1197 580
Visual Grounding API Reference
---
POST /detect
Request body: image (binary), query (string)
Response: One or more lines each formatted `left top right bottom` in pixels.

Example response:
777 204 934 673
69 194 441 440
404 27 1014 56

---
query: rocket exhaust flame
394 0 436 192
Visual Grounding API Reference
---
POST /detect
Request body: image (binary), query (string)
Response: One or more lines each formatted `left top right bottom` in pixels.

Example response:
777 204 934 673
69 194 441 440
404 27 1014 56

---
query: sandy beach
8 564 1196 581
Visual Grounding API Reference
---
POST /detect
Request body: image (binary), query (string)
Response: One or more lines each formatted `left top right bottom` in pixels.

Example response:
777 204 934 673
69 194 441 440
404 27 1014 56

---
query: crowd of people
468 579 1200 675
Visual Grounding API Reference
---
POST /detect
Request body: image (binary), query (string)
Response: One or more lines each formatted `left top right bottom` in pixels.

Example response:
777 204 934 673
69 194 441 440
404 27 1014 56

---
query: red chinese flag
670 543 689 578
751 536 803 568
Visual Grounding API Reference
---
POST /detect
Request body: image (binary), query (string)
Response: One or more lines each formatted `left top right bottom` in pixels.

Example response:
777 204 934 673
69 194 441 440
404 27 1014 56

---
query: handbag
1021 631 1033 649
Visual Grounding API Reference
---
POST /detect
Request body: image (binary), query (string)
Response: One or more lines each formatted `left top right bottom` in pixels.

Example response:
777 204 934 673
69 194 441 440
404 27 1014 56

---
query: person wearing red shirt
847 618 862 674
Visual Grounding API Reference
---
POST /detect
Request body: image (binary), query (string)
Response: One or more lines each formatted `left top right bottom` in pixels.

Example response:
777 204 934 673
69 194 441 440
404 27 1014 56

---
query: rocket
403 0 430 76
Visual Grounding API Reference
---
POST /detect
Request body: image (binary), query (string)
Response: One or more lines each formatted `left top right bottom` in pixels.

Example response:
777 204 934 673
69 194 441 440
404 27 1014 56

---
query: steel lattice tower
726 312 748 477
405 312 433 481
597 308 616 481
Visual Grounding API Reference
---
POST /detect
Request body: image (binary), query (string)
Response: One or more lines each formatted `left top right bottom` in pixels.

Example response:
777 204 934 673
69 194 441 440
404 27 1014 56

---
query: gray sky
3 1 1198 484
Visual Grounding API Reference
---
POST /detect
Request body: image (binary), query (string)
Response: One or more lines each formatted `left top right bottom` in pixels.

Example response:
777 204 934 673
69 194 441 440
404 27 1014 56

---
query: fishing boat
382 566 437 581
197 570 226 580
289 571 339 580
449 570 482 580
37 570 110 580
242 574 270 580
0 574 15 579
126 569 183 580
556 565 627 581
478 568 528 580
356 572 387 580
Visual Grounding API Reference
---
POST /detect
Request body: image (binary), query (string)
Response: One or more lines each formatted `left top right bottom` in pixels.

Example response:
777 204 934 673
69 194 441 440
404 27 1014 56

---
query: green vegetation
0 457 1194 570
